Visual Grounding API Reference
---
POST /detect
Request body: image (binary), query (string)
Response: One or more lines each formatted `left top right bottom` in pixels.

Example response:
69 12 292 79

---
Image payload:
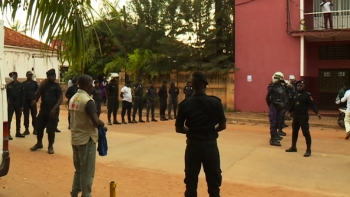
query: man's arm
265 86 273 107
176 87 179 96
330 0 333 6
175 102 188 134
65 87 71 99
341 92 350 103
51 85 63 113
320 2 325 6
106 84 110 98
86 100 104 128
215 101 227 132
35 82 46 101
119 87 124 99
306 93 321 118
21 85 25 108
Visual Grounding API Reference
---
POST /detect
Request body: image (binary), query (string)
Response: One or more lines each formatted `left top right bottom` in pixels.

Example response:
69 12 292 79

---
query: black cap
126 80 132 84
26 71 33 75
192 71 208 85
9 71 17 76
296 80 306 85
46 69 56 76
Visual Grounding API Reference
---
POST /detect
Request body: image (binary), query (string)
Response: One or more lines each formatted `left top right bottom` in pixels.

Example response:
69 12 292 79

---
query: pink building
235 0 350 112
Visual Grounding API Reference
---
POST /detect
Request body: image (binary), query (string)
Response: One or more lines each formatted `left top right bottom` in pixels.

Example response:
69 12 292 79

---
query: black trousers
108 97 119 121
121 101 132 122
159 98 167 117
291 116 311 150
146 99 156 119
132 96 143 120
23 101 37 130
36 110 59 146
8 101 22 134
184 140 222 197
167 98 178 117
95 101 102 117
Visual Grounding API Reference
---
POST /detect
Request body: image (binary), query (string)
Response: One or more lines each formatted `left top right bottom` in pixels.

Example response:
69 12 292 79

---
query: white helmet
272 72 284 83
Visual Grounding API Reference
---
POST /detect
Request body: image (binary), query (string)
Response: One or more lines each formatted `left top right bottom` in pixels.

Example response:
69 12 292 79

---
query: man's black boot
278 129 286 136
304 150 311 157
285 146 297 152
48 146 54 154
23 128 30 135
15 130 25 138
276 134 283 141
113 120 121 125
30 142 43 151
270 134 281 146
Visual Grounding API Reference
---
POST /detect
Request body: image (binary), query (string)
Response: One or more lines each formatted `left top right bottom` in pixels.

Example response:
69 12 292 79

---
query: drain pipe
300 0 305 77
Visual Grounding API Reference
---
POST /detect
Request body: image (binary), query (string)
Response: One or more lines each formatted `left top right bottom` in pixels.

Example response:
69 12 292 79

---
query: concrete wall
235 0 301 112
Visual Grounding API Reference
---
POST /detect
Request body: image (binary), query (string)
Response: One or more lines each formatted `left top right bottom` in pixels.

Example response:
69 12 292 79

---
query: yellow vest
69 89 98 145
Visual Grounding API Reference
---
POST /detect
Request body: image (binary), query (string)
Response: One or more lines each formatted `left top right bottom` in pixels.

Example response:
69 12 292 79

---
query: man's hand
31 100 36 105
317 114 322 120
49 108 56 118
99 120 105 128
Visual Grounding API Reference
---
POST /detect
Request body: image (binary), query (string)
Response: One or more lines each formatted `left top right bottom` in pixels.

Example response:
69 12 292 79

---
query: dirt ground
0 111 348 197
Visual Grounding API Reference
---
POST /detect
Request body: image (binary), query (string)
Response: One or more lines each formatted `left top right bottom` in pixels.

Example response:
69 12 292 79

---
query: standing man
183 81 194 99
101 77 108 105
65 78 78 130
22 71 38 135
106 73 121 125
158 81 168 121
69 74 104 197
168 82 179 120
31 68 37 81
120 80 133 124
7 71 26 139
285 80 321 157
265 72 288 146
321 0 333 29
341 89 350 139
146 81 157 122
132 77 145 123
91 80 102 117
175 71 226 197
30 69 63 154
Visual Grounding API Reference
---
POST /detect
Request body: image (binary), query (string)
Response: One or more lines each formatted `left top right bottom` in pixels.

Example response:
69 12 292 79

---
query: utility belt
186 139 217 145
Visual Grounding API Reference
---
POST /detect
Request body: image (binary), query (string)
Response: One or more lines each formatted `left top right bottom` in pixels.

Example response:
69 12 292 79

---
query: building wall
235 0 301 112
3 46 60 82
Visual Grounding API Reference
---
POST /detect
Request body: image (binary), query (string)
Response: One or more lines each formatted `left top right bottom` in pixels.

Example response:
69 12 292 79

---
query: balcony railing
303 10 350 31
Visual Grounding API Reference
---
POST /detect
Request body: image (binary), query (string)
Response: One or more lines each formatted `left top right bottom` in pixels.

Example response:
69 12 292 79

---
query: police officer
65 77 78 129
22 71 38 135
285 80 321 157
7 71 25 139
146 81 157 122
183 81 194 99
168 82 179 119
132 77 145 123
106 73 121 125
265 72 288 146
158 81 168 121
175 71 226 197
91 80 102 117
30 69 63 154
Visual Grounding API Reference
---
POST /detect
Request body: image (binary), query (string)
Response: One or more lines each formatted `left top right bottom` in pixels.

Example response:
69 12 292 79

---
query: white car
0 20 10 177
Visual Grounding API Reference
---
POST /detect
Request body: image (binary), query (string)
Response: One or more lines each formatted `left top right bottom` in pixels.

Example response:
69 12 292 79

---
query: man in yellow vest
68 74 104 197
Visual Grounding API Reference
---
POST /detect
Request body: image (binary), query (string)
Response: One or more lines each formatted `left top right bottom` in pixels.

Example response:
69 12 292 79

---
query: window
319 45 350 60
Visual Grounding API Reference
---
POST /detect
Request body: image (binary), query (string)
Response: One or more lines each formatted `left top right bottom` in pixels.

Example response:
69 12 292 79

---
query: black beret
46 69 56 76
26 71 33 75
192 71 208 85
296 80 306 85
9 71 17 76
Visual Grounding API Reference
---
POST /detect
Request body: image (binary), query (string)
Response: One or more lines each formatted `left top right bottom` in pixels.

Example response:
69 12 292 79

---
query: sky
0 0 126 41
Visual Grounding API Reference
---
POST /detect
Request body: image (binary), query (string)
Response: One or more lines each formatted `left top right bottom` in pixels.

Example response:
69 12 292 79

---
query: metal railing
303 10 350 31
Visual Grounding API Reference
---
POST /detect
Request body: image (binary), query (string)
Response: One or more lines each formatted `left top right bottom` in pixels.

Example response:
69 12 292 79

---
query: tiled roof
4 27 51 49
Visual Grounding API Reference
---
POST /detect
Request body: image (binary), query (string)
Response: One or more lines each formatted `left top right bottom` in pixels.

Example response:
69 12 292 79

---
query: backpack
335 94 341 104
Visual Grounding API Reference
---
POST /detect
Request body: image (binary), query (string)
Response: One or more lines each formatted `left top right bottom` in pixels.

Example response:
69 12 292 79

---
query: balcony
303 10 350 31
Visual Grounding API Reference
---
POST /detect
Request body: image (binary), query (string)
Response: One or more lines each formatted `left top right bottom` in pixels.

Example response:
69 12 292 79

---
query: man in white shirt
31 68 37 81
341 90 350 139
68 78 73 88
120 80 133 124
320 0 333 29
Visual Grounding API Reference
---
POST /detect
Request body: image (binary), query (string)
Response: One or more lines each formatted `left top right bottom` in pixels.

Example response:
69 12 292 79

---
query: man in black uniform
107 73 121 125
132 77 145 123
146 81 157 122
285 80 321 157
168 82 179 120
158 81 168 121
65 77 78 129
22 71 38 135
7 71 26 139
183 81 193 99
175 71 226 197
30 69 63 154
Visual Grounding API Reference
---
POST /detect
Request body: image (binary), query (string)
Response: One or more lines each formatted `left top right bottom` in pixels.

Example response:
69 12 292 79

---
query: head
10 72 18 81
289 76 296 83
187 81 192 87
46 69 56 83
126 80 132 87
341 83 347 89
296 80 306 93
170 82 175 87
162 80 167 87
78 74 94 94
94 80 100 87
272 72 284 83
191 71 208 92
72 77 78 86
103 77 106 81
149 81 154 87
137 77 142 83
26 71 33 80
110 73 119 82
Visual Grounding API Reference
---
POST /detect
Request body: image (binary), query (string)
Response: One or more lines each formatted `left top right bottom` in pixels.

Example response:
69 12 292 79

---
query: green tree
6 18 30 34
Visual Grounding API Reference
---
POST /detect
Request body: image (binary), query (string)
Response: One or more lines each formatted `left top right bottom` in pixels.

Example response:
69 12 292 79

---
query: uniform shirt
121 86 132 102
134 83 143 97
183 86 194 98
158 85 168 99
146 86 157 100
341 90 350 113
175 93 226 140
107 81 119 98
65 85 78 101
169 86 179 99
22 80 38 101
288 91 319 117
92 87 102 102
6 81 25 106
321 2 331 13
40 82 63 112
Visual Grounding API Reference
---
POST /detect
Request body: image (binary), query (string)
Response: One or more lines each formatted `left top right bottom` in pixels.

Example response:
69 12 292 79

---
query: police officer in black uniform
183 81 194 99
30 69 63 154
65 77 78 129
106 75 121 125
175 71 226 197
132 77 145 123
146 81 158 122
168 82 179 119
7 71 26 139
158 81 168 121
285 80 321 157
22 71 38 135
